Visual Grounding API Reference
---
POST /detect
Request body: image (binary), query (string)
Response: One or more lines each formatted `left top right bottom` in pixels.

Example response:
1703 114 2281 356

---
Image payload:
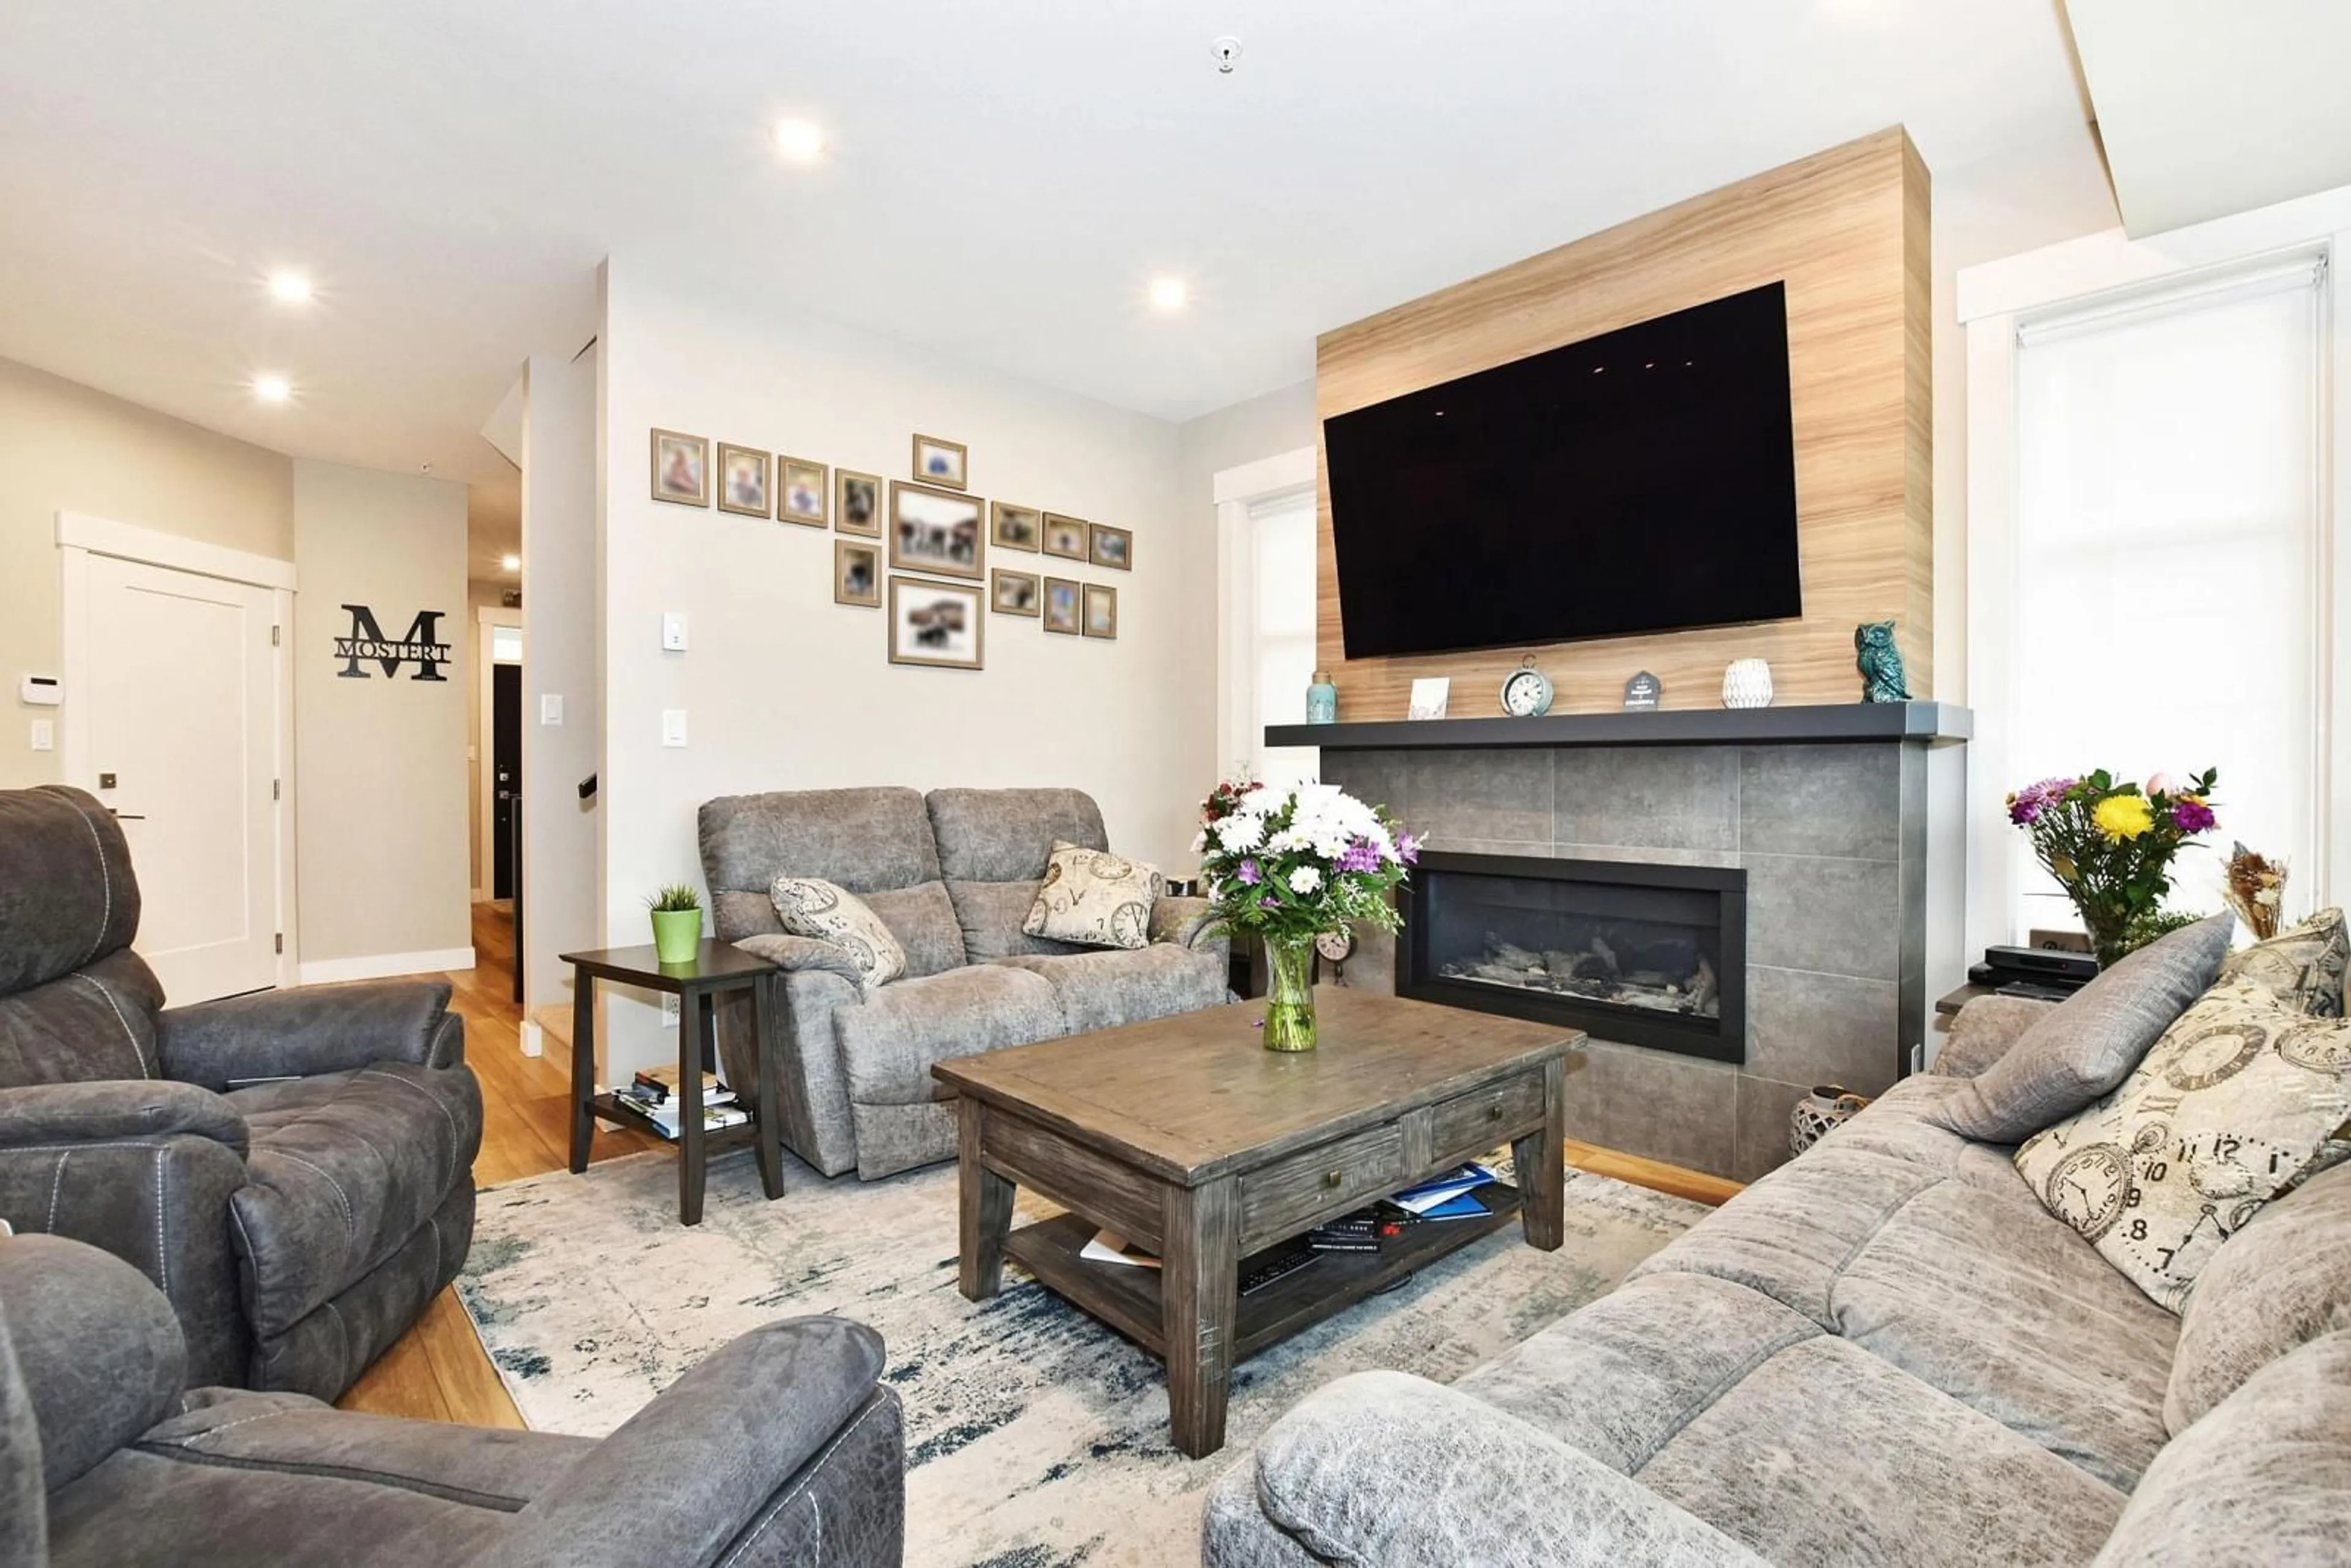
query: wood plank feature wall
1314 127 1932 718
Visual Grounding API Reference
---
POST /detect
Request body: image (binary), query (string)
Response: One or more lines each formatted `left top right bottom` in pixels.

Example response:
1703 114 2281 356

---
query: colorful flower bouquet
1196 776 1417 1050
2006 768 2220 967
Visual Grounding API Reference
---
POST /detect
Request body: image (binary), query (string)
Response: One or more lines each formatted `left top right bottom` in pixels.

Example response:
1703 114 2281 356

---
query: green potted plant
647 883 704 965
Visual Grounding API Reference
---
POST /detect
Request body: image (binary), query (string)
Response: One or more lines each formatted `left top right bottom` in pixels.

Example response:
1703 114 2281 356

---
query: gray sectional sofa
0 786 480 1401
1 1231 905 1567
699 786 1229 1179
1204 993 2351 1566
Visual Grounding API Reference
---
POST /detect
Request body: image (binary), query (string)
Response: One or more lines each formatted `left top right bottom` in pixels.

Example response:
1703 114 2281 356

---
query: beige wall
0 355 293 790
292 459 472 968
596 263 1193 1076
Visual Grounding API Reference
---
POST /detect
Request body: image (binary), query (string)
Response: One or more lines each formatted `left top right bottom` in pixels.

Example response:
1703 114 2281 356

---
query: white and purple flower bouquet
1193 776 1415 943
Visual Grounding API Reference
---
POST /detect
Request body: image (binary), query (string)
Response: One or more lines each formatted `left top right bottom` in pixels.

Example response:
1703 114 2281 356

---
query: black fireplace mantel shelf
1265 700 1970 753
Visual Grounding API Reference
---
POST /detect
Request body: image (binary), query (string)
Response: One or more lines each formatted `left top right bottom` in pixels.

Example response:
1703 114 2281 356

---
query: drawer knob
1323 1169 1344 1188
1488 1103 1505 1121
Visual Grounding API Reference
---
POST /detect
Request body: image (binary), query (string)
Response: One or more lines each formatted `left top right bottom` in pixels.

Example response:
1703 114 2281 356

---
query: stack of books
1304 1163 1510 1252
613 1067 749 1141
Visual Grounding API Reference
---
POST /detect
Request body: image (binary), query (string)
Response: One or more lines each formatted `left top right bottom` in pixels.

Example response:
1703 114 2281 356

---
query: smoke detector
1211 36 1242 73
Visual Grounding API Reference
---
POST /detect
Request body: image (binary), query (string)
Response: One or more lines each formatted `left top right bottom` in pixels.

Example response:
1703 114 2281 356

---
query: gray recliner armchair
0 1233 906 1568
0 786 481 1399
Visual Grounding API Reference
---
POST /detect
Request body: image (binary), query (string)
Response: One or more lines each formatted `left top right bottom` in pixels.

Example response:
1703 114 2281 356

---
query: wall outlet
661 994 681 1026
661 612 688 652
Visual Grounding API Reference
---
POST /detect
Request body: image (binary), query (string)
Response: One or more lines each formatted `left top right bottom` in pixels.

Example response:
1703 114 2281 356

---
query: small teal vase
1305 671 1338 726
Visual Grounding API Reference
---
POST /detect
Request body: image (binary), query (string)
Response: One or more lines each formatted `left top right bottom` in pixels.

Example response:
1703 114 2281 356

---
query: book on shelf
634 1100 750 1141
1079 1231 1161 1269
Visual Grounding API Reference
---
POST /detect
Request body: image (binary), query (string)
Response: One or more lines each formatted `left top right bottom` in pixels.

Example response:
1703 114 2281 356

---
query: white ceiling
0 1 2096 490
2064 0 2351 238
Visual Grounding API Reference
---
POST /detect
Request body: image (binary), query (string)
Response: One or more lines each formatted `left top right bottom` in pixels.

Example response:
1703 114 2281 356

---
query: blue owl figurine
1854 621 1911 704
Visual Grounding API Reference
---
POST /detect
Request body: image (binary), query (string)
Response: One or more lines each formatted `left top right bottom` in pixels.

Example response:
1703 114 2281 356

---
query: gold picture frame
888 481 985 580
716 443 770 517
1041 512 1088 560
1043 576 1082 636
1082 582 1119 639
992 568 1040 617
834 540 880 607
836 469 882 537
991 501 1042 552
888 576 984 670
778 456 828 527
1087 522 1132 571
911 432 968 490
650 429 709 506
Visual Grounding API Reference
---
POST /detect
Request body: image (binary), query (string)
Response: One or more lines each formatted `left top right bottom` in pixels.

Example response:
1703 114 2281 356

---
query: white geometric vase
1722 658 1775 710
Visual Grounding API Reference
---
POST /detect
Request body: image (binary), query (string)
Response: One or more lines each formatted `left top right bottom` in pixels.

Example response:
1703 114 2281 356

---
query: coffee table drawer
1431 1071 1547 1162
1240 1123 1404 1239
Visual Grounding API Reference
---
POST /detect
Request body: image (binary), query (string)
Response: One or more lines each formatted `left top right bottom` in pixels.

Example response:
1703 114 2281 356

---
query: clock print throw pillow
2015 979 2351 1313
2219 907 2347 1017
1023 840 1163 951
769 876 906 997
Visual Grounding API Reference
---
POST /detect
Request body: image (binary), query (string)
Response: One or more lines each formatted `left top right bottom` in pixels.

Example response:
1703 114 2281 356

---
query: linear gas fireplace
1397 852 1747 1063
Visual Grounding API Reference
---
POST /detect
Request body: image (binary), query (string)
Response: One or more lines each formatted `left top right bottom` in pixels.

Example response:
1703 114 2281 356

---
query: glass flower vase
1262 932 1318 1052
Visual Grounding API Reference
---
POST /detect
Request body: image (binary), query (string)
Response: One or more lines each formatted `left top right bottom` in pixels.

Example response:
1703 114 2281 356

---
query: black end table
561 940 783 1225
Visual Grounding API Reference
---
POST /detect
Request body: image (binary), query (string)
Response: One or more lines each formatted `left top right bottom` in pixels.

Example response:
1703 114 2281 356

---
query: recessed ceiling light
772 118 828 163
268 271 312 304
252 373 291 403
1149 277 1188 312
500 553 522 572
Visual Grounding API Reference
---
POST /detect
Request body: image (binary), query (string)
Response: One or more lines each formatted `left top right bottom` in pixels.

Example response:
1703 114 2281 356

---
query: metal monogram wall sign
335 604 452 681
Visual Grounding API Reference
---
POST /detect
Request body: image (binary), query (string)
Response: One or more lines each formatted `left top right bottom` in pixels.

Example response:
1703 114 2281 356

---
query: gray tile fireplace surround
1305 708 1968 1183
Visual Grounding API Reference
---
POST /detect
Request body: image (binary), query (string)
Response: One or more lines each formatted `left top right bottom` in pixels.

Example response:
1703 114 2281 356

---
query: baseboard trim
298 947 477 985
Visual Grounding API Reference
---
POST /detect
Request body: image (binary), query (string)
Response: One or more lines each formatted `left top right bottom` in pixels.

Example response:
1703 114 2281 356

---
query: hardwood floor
338 904 1739 1427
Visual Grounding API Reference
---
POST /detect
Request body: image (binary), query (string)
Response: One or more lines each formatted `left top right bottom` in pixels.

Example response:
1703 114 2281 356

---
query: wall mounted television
1323 281 1804 659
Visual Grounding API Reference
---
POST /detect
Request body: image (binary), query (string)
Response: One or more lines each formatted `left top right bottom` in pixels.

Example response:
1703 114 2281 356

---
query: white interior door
81 555 280 1003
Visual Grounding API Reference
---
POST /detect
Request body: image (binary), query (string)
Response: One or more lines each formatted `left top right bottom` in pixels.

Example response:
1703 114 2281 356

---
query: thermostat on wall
18 675 61 707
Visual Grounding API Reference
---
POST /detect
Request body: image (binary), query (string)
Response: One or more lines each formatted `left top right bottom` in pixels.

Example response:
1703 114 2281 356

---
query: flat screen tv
1324 281 1803 659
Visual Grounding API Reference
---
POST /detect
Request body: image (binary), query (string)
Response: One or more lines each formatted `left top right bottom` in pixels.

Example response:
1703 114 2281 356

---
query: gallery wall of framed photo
597 264 1195 1079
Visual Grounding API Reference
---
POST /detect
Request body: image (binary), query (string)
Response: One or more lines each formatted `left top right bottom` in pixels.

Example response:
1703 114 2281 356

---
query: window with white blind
2009 255 2325 938
1246 490 1318 792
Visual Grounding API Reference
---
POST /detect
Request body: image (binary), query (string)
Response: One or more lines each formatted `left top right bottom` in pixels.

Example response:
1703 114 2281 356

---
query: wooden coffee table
932 986 1578 1457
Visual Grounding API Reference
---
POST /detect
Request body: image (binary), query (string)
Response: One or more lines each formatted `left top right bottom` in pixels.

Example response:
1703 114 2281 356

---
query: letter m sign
334 604 452 681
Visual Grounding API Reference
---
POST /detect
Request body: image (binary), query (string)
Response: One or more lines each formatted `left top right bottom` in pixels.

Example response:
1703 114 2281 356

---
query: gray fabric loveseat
0 785 481 1401
700 786 1229 1180
1204 992 2351 1566
0 1232 905 1568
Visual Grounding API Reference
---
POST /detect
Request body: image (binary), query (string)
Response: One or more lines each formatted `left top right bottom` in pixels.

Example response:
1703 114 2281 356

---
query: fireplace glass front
1397 852 1746 1062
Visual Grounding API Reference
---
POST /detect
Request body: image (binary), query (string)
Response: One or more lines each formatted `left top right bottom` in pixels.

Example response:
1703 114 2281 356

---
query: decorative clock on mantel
1500 656 1554 717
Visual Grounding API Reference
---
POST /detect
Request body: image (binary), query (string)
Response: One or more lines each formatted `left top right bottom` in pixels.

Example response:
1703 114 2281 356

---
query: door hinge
274 933 284 955
271 625 282 647
271 778 280 801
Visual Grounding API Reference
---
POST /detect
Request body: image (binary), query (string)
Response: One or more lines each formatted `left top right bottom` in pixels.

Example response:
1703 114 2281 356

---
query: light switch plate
661 612 688 652
29 720 53 752
661 708 688 748
541 694 564 726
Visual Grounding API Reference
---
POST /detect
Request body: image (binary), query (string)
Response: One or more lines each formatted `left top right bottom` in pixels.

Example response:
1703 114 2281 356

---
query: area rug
457 1146 1706 1568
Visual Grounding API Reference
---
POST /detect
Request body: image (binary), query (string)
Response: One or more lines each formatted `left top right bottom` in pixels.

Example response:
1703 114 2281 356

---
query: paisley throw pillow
2015 979 2351 1313
1022 840 1163 951
769 877 906 997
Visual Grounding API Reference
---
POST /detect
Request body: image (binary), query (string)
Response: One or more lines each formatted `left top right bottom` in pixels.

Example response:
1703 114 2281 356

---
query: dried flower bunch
2221 842 2287 940
2006 768 2219 967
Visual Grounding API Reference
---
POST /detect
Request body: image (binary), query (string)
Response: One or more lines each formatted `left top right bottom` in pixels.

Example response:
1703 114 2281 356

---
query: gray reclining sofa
0 1232 904 1567
1204 991 2351 1565
700 786 1228 1179
0 785 481 1400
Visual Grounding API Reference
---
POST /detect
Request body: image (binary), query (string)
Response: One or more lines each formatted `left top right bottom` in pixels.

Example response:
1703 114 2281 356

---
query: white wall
0 354 293 790
522 345 602 1022
596 262 1194 1077
291 459 473 972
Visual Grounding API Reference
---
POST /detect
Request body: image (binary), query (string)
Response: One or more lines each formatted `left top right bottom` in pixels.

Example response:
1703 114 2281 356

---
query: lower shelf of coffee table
1003 1187 1523 1364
